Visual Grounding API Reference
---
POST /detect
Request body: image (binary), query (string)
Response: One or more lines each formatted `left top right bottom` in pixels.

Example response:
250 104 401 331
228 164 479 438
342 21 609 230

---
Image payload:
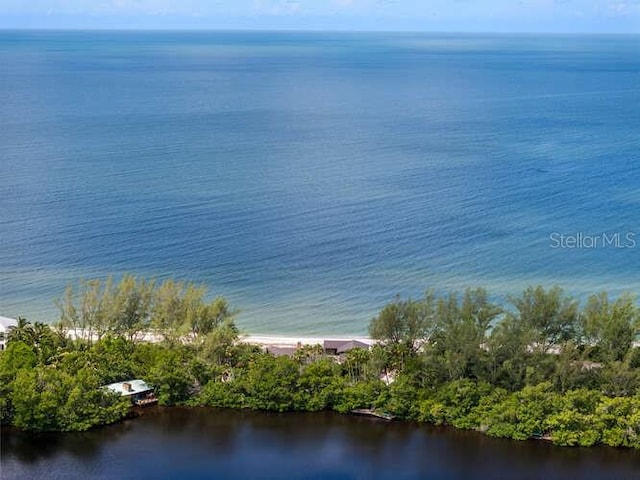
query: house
323 340 370 356
0 316 18 351
266 346 298 357
104 379 157 406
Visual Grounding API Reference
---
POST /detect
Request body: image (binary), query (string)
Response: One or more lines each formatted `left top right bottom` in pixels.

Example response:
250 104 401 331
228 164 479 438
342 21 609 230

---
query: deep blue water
1 31 639 334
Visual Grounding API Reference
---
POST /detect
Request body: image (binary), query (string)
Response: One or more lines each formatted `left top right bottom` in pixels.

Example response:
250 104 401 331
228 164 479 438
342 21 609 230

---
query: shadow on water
3 407 640 480
0 407 179 465
1 420 128 463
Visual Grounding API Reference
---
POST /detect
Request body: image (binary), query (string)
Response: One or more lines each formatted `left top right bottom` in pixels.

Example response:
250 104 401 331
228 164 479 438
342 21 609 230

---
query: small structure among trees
104 379 157 406
323 340 370 356
263 339 371 359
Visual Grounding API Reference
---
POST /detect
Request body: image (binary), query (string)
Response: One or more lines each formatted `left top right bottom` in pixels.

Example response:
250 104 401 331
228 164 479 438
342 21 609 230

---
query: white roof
104 379 153 396
0 316 18 331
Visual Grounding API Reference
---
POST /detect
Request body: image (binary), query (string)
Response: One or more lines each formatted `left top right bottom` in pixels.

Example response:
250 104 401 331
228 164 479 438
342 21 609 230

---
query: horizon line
1 27 639 36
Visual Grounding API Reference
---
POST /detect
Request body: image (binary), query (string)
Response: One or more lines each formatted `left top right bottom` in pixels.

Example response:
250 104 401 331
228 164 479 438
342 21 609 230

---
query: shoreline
61 327 377 349
44 327 640 350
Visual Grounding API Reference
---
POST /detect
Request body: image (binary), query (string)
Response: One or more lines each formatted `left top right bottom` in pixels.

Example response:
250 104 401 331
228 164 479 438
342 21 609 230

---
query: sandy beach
62 327 376 349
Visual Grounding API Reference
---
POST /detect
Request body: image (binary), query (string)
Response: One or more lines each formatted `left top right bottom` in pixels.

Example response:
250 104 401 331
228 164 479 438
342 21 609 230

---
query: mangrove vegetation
1 276 639 448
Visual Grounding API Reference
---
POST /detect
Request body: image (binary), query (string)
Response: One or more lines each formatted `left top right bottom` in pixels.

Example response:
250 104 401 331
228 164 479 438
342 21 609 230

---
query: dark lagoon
2 407 639 479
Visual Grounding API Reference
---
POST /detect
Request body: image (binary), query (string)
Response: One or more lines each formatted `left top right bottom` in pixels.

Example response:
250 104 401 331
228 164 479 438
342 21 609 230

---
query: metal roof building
104 379 153 397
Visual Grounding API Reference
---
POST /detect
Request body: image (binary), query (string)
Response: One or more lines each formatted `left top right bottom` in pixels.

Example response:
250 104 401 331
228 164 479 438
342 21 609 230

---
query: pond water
2 407 639 479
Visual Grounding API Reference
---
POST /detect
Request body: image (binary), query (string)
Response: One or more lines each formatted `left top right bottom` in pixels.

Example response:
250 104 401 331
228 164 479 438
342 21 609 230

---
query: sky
0 0 638 33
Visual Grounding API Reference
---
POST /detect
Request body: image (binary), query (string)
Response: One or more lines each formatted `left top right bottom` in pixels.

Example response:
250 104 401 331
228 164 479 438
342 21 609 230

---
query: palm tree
6 318 59 363
6 317 35 345
32 321 58 363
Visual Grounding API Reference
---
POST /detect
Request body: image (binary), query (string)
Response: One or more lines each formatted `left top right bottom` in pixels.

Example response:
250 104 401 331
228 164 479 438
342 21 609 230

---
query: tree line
1 277 639 448
56 276 237 344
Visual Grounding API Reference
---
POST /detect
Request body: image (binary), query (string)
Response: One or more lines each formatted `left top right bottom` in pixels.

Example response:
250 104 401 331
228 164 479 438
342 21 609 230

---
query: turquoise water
1 31 639 334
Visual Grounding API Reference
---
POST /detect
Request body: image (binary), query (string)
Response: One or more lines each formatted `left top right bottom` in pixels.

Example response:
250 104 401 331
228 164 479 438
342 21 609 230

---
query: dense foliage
2 279 639 448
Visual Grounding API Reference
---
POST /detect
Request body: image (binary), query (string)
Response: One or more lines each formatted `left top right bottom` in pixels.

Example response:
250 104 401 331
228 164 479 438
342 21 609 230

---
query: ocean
1 31 639 335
